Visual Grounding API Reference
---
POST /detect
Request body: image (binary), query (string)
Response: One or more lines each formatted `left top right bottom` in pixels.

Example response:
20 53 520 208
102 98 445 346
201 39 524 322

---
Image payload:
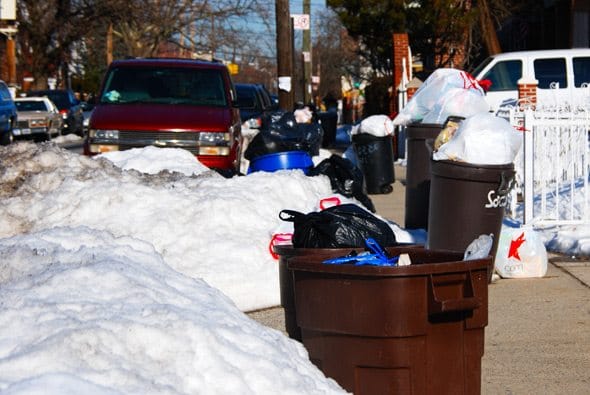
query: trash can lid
430 159 515 184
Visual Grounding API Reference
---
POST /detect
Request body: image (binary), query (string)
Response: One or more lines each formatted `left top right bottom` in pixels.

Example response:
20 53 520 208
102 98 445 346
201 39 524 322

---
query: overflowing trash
393 68 487 126
349 114 396 194
244 111 324 161
352 114 394 137
432 112 522 165
422 88 490 125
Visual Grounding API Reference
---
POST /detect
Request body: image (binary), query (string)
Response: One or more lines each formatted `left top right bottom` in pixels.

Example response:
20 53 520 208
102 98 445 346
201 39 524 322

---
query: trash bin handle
497 171 516 195
427 272 480 315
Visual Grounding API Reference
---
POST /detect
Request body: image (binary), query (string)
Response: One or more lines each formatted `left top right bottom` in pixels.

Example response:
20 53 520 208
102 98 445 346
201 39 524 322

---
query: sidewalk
248 163 590 394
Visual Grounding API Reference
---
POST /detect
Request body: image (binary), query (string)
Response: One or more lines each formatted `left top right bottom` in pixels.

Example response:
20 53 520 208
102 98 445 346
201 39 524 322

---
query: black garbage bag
244 112 323 160
308 155 375 213
279 203 396 248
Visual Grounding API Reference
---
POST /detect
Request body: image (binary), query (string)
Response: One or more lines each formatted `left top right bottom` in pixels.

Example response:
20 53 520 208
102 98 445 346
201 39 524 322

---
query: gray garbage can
352 133 395 194
404 123 443 229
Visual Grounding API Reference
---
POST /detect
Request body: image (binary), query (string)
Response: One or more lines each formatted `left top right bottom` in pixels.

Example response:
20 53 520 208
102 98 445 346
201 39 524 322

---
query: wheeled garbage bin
404 123 443 229
288 246 490 395
318 110 338 148
427 159 515 282
352 133 395 194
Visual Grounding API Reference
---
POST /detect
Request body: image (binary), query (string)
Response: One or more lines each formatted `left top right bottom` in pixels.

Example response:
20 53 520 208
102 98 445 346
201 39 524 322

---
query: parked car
13 97 63 141
235 83 275 130
81 97 96 135
0 80 17 145
471 48 590 111
84 58 243 174
26 89 84 136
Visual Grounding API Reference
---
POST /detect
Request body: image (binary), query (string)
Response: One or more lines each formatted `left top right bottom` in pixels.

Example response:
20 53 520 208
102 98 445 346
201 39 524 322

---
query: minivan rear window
101 66 227 107
482 60 522 91
573 57 590 87
534 58 567 89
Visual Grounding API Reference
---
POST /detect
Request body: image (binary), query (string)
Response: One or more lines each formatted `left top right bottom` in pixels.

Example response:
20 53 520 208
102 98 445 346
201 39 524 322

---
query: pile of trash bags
244 110 324 160
245 108 375 212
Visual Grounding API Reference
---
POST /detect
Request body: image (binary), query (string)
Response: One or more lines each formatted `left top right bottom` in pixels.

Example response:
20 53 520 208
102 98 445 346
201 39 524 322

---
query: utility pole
275 0 294 111
0 0 17 95
302 0 311 105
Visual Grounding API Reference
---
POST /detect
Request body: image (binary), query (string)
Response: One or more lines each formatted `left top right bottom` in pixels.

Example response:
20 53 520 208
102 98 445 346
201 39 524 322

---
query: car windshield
16 101 47 111
100 66 228 107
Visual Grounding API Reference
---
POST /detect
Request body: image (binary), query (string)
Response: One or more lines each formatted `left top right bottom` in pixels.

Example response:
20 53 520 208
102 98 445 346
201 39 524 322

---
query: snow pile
0 227 346 394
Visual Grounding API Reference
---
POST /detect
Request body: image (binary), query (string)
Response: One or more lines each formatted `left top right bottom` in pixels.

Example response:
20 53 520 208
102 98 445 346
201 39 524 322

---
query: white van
471 49 590 111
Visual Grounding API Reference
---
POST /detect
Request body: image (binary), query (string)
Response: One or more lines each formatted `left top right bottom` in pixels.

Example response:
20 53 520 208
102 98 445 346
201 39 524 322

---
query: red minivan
84 58 243 174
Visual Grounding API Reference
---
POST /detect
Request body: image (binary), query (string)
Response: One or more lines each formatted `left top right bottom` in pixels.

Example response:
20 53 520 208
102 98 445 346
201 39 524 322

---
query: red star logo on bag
508 232 526 260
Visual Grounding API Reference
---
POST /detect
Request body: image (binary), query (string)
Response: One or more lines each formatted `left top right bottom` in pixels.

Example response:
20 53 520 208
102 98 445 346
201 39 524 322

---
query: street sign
0 0 16 20
292 14 310 30
227 63 239 75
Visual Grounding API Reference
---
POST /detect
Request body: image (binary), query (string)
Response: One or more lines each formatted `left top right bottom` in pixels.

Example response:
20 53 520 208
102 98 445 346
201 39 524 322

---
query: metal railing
500 105 590 227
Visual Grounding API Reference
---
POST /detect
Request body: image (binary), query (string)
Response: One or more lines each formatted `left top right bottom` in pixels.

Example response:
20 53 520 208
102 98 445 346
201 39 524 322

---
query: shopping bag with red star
494 225 548 278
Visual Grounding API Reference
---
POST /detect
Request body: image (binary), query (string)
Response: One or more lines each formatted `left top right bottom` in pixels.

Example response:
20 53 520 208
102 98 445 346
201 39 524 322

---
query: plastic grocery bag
463 234 494 261
393 68 485 126
353 114 394 137
433 112 522 165
494 226 548 278
278 203 397 248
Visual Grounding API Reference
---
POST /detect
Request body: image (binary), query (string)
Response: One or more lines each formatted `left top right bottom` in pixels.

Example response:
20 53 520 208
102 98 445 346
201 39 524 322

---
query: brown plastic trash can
404 123 442 229
274 244 418 341
273 245 362 341
427 159 514 282
288 247 489 395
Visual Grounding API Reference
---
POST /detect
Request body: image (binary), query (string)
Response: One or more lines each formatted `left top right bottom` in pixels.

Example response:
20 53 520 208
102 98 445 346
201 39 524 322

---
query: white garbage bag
422 88 490 124
393 68 485 126
433 112 522 165
355 114 394 137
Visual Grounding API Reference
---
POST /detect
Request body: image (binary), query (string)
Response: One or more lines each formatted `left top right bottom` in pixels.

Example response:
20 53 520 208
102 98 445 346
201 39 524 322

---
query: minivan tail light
246 117 262 129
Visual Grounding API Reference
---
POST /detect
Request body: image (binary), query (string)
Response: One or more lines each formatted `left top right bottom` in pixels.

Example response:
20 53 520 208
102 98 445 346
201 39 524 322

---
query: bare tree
16 0 266 90
312 8 368 101
16 0 98 89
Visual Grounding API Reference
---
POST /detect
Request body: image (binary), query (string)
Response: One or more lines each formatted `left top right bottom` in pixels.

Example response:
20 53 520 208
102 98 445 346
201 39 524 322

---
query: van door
477 59 522 111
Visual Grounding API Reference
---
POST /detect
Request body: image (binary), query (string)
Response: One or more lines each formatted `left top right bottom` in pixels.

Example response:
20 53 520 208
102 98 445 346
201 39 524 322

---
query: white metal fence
500 106 590 227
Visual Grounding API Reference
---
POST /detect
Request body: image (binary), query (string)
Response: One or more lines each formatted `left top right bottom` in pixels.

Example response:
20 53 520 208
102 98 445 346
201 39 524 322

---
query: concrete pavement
248 163 590 394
